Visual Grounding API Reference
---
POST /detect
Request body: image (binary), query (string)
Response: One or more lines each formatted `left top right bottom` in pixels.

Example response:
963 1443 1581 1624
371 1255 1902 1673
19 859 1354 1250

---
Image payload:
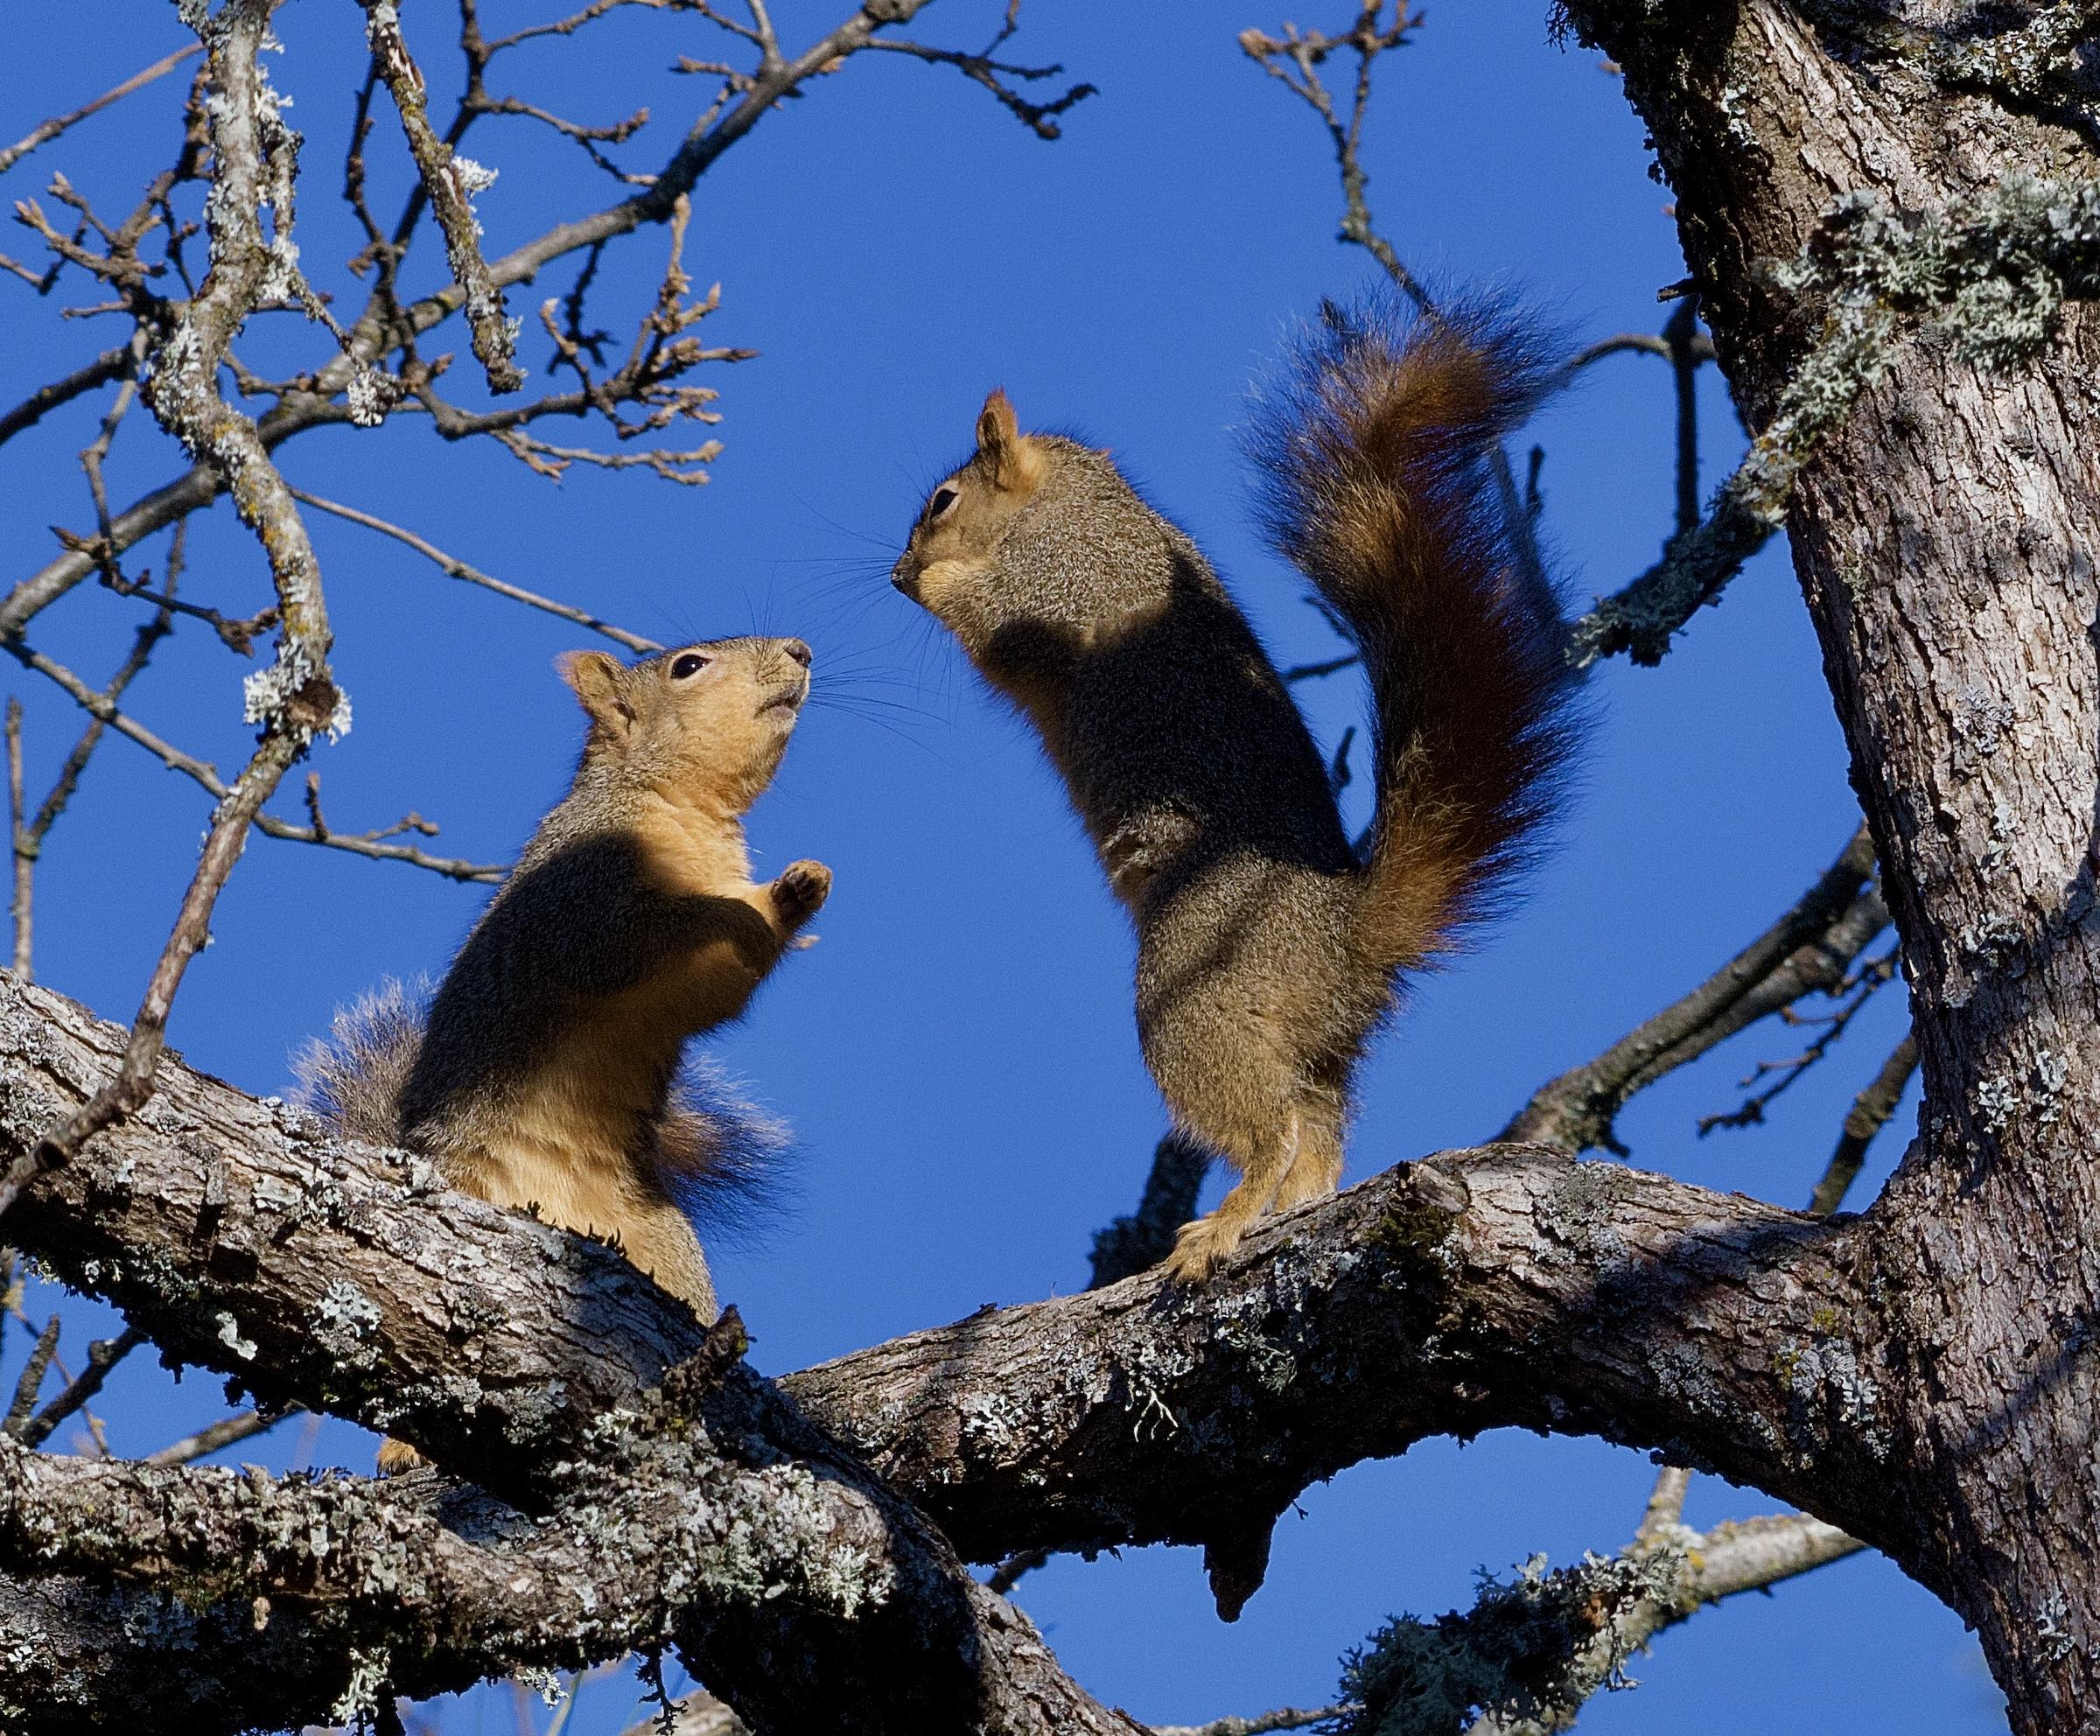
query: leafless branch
1333 1508 1860 1735
290 488 662 652
481 0 694 56
860 36 1096 140
1500 824 1887 1154
2 636 498 883
1282 652 1362 683
5 537 179 983
1238 5 1550 613
469 93 656 185
1807 1032 1921 1216
144 1406 288 1469
2 1314 60 1438
1694 945 1900 1137
0 344 136 449
4 703 24 979
17 1323 144 1451
0 43 201 179
360 0 523 393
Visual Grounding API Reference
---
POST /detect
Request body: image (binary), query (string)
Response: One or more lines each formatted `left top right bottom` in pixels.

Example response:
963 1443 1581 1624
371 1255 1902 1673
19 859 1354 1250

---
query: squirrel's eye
928 485 960 520
670 653 710 679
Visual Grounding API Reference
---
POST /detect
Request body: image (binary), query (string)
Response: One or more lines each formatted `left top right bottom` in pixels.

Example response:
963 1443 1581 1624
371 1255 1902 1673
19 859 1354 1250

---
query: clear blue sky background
2 3 2004 1731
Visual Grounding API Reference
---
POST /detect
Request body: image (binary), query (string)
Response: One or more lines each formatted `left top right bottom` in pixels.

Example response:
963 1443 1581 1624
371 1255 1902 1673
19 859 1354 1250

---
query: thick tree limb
0 973 1889 1561
0 992 1132 1734
0 962 1894 1725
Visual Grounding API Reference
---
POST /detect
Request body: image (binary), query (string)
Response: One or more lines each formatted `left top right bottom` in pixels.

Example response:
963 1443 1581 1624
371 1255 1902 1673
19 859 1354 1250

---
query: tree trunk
1560 4 2100 1726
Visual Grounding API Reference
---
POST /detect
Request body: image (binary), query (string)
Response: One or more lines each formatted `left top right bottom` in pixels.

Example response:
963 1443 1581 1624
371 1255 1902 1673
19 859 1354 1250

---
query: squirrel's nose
781 639 812 668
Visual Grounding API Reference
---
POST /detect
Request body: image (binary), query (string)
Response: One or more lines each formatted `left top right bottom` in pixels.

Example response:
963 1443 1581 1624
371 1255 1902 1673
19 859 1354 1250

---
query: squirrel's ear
556 651 634 738
976 388 1045 493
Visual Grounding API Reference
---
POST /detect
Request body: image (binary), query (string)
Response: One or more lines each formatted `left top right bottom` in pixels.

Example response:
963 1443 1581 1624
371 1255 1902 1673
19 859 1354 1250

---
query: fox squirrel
298 635 829 1465
892 300 1577 1281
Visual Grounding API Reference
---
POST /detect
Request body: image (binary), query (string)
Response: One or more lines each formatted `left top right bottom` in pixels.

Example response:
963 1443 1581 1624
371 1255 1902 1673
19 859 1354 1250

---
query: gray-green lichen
1568 172 2100 668
1336 1545 1689 1736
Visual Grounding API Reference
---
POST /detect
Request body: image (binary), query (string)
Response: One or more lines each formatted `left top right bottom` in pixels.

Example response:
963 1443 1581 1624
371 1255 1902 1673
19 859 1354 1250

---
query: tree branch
360 0 523 393
1500 824 1886 1154
0 963 1894 1712
0 43 200 178
289 487 662 652
3 635 502 882
1335 1509 1860 1734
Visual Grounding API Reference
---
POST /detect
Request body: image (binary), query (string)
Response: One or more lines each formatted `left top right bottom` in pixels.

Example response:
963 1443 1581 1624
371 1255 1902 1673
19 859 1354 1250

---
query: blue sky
1 2 1998 1731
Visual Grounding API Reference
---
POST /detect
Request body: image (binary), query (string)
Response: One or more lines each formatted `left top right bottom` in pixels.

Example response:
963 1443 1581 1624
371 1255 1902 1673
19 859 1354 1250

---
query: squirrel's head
891 389 1054 655
556 636 812 813
892 393 1167 720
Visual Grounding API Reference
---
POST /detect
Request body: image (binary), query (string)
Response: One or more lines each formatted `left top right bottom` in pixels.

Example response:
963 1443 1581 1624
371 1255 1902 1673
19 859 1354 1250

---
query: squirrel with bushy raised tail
299 635 829 1466
892 299 1578 1282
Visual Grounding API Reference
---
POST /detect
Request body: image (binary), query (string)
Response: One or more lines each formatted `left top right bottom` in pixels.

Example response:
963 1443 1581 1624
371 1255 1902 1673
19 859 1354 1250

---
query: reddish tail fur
1250 298 1578 974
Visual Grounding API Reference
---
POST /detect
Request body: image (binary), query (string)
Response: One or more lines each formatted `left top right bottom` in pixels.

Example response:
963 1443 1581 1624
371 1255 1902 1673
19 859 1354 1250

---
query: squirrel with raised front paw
892 300 1578 1281
298 635 829 1466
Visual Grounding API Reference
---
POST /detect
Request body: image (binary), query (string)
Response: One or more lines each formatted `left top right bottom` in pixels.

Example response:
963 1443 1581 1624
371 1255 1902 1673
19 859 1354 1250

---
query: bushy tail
293 982 788 1235
652 1055 794 1244
1249 294 1579 973
291 979 425 1146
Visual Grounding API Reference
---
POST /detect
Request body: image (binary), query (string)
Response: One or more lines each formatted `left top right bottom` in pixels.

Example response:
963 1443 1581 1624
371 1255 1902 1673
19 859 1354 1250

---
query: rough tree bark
1553 2 2100 1728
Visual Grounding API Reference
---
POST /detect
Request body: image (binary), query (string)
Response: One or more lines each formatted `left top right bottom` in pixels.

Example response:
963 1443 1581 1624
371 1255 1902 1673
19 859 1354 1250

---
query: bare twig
143 1405 288 1468
0 345 136 450
1501 825 1886 1154
360 0 523 392
0 43 200 178
1807 1032 1921 1217
3 636 500 882
861 36 1096 140
483 0 693 55
289 488 661 652
1282 652 1362 683
4 703 24 978
7 530 181 984
2 1315 59 1437
18 1323 144 1450
1694 945 1900 1137
470 92 655 185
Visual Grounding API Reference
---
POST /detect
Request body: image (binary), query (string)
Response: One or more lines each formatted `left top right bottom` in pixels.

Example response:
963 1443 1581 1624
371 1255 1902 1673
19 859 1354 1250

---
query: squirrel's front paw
770 859 832 928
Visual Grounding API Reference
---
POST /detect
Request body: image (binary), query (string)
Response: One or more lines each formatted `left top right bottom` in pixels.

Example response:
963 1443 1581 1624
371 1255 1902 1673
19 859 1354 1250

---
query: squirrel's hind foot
1163 1211 1244 1284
